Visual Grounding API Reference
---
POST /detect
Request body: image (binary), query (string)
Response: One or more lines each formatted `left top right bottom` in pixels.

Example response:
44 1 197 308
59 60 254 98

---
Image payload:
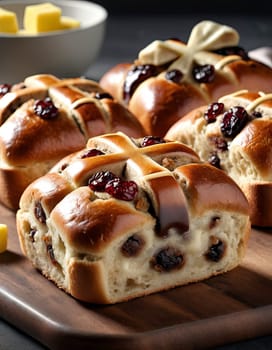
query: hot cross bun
166 90 272 227
99 20 272 137
0 74 145 210
16 132 250 304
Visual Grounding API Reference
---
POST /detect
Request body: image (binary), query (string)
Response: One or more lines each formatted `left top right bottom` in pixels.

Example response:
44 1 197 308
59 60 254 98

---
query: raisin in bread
0 74 145 210
166 90 272 227
16 132 250 304
100 20 272 137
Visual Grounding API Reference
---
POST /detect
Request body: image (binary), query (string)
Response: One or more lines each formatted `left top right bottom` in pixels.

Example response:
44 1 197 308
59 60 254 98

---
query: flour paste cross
137 20 240 82
65 132 199 236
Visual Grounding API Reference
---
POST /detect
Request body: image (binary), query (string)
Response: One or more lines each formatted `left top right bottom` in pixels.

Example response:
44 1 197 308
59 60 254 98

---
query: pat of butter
0 224 8 253
59 16 80 30
0 7 19 34
24 2 62 33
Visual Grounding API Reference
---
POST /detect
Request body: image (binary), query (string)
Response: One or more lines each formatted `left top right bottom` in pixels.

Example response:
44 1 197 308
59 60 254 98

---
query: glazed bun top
100 21 272 137
0 74 146 210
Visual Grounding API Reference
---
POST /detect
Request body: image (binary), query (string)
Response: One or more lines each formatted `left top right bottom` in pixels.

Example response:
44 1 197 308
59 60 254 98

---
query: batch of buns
2 20 272 303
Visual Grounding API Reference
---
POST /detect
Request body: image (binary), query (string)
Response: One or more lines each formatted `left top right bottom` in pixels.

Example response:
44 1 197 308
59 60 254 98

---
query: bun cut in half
17 132 250 304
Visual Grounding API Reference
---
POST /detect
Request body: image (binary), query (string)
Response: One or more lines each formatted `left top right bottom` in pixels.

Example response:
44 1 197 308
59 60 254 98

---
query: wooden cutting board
0 203 271 350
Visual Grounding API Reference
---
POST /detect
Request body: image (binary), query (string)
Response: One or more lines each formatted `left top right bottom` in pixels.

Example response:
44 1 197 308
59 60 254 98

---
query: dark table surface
1 10 272 350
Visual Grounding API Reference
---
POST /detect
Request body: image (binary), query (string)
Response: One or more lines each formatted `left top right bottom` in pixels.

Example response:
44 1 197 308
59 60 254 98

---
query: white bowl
0 0 107 83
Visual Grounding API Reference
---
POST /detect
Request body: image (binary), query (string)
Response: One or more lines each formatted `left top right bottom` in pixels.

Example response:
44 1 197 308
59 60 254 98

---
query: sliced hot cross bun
16 132 250 304
99 20 272 137
0 74 145 210
166 90 272 227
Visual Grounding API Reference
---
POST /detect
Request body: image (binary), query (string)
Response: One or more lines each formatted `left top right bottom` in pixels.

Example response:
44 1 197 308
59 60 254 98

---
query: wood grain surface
0 203 271 350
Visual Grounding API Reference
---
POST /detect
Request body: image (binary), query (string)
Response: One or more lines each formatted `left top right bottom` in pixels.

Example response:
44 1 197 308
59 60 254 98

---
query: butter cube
0 224 8 253
0 7 18 34
59 16 80 30
24 2 62 33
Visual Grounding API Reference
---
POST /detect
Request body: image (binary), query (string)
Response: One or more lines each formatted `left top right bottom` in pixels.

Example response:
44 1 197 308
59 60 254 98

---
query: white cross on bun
0 74 144 210
16 132 250 304
100 21 272 137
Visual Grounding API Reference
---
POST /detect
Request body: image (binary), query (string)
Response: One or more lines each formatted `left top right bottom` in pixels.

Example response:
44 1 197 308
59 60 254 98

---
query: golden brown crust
0 87 48 124
50 187 154 254
174 163 249 216
19 173 74 215
128 78 208 136
102 98 147 138
0 100 86 167
68 259 109 303
227 60 272 93
166 90 272 227
0 167 38 211
72 102 108 138
101 59 272 137
231 119 272 178
16 132 251 304
99 63 131 102
240 182 272 227
0 74 145 210
99 22 272 137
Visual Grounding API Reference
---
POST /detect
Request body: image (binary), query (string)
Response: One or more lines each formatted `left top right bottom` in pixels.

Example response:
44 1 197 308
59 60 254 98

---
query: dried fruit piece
151 247 184 272
81 149 104 158
34 97 59 119
205 238 225 262
208 153 221 169
165 69 183 83
251 111 262 119
29 228 37 243
121 234 145 257
204 102 224 123
88 171 117 192
105 178 138 201
34 201 46 224
60 163 68 172
193 64 215 83
94 92 113 100
123 64 159 103
141 135 166 147
220 106 249 137
213 46 248 60
88 171 138 201
43 236 59 266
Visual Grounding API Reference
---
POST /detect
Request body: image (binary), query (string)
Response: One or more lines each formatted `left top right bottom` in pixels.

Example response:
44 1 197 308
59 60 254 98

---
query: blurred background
92 0 270 14
86 0 272 80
